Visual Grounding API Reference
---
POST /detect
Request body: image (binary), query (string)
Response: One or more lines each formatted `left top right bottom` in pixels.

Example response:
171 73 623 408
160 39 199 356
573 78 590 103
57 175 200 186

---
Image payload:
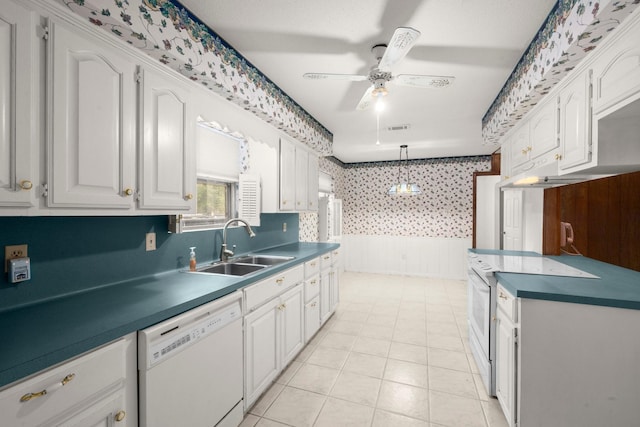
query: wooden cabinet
0 1 37 209
495 285 518 427
558 71 592 172
138 66 194 210
0 334 137 426
47 20 136 209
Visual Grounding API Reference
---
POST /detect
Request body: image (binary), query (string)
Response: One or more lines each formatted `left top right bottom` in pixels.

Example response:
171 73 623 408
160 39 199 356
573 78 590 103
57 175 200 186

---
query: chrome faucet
220 218 256 261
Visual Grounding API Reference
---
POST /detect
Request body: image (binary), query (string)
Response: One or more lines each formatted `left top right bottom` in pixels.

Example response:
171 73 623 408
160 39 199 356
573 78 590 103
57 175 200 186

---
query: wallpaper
300 156 491 241
482 0 640 144
341 157 491 239
55 0 333 155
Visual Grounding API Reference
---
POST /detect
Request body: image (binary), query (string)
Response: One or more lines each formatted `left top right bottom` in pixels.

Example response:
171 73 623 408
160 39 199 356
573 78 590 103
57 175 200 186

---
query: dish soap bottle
189 247 197 271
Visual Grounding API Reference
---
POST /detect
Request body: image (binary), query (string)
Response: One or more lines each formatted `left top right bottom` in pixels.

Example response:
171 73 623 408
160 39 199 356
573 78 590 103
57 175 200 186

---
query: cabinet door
509 124 530 168
51 390 127 427
329 267 340 312
47 22 136 209
244 298 280 409
138 67 193 210
279 138 296 211
295 148 308 211
559 72 592 171
530 97 559 158
319 269 331 324
0 1 36 207
307 153 319 210
304 296 320 343
280 284 304 366
496 311 517 427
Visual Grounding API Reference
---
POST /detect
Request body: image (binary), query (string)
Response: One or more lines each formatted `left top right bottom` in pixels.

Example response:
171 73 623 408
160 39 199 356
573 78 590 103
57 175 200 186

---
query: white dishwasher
138 291 243 427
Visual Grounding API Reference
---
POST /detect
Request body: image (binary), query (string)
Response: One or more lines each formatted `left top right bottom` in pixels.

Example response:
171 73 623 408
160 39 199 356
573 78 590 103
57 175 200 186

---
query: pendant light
388 144 422 196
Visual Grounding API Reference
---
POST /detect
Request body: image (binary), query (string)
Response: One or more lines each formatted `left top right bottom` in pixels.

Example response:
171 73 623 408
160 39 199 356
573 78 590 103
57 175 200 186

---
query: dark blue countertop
0 242 338 389
469 249 640 311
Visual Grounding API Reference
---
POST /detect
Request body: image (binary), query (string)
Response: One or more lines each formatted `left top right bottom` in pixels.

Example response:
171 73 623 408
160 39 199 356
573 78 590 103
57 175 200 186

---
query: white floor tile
428 366 478 399
314 397 375 427
288 363 340 394
352 336 392 357
429 390 486 427
388 341 428 365
263 387 325 427
377 380 430 421
330 370 381 407
305 346 349 369
372 409 429 427
343 352 387 378
383 358 429 388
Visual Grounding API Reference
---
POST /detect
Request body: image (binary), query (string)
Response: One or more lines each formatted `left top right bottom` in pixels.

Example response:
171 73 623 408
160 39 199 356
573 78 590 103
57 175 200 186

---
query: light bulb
375 97 385 113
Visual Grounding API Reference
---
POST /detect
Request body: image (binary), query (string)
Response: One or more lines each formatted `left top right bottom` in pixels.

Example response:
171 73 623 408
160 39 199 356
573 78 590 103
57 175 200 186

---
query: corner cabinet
138 67 194 210
47 20 137 209
0 1 37 209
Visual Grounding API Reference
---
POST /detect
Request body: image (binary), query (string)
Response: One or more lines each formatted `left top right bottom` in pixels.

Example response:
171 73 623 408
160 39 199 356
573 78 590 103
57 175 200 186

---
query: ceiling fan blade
303 73 368 81
394 74 455 88
378 27 421 72
356 85 375 110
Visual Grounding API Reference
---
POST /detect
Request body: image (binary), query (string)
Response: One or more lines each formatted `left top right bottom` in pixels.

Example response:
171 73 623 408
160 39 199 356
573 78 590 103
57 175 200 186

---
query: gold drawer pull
20 373 75 402
310 280 317 285
310 262 316 267
115 410 126 422
278 303 286 311
276 278 285 285
311 302 317 307
184 193 193 200
323 255 330 260
499 292 508 300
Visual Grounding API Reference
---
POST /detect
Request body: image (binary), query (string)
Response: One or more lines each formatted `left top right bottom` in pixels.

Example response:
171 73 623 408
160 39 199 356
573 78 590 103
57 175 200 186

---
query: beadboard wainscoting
342 235 471 280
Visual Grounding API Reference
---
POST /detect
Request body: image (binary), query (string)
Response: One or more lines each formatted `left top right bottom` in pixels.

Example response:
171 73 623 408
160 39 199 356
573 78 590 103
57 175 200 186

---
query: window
173 178 236 232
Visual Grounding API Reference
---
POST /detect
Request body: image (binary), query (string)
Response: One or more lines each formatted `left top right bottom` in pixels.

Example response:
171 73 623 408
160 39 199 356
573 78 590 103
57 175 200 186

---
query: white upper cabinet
47 20 136 210
294 148 308 210
509 124 531 169
279 137 319 212
138 66 194 210
279 138 296 211
592 15 640 114
558 71 592 172
529 97 559 158
307 153 319 210
0 1 37 209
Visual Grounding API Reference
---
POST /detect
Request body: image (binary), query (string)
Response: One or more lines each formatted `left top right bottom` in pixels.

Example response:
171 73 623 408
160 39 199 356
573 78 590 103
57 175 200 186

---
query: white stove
471 254 598 278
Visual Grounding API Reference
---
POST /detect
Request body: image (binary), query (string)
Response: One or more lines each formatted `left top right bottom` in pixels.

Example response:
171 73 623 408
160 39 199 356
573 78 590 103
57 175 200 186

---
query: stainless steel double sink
189 255 295 276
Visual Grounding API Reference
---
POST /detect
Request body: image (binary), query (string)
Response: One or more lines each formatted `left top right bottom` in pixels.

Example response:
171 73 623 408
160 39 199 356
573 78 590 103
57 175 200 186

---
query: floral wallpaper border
55 0 333 155
482 0 640 144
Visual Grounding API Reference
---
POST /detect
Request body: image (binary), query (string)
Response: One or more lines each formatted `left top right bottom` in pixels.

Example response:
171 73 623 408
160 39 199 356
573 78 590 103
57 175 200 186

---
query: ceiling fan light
371 86 388 97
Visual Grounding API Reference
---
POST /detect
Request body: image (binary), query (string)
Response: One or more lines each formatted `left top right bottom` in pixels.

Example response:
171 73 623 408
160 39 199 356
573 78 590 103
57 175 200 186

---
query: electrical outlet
5 244 28 273
282 222 287 232
146 233 156 251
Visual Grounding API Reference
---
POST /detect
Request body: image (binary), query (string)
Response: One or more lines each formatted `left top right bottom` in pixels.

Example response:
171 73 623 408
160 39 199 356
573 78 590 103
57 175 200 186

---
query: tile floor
240 272 509 427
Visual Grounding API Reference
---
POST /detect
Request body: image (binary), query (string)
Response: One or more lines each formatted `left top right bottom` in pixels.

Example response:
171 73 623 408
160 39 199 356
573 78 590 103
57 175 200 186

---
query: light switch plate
146 233 156 251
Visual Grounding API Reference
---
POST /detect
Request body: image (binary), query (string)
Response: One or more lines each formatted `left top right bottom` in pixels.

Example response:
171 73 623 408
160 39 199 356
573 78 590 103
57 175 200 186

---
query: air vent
387 124 411 132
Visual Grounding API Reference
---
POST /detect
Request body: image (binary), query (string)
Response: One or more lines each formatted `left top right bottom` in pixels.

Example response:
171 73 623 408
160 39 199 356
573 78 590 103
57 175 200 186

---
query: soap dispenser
189 247 197 271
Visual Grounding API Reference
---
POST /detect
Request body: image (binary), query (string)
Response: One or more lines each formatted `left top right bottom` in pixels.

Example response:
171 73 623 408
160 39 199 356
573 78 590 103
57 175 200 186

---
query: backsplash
0 213 298 311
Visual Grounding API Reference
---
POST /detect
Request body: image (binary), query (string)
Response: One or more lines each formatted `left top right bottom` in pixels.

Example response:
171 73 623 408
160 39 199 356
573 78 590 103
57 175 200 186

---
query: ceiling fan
303 27 455 110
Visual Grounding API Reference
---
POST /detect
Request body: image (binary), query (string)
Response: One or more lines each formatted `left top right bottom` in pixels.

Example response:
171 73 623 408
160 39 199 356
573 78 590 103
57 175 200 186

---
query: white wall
523 188 544 253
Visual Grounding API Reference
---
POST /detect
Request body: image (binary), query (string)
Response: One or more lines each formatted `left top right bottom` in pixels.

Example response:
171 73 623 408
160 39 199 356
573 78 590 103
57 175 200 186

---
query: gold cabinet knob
124 188 133 196
521 149 527 155
19 180 33 190
184 193 193 200
555 153 563 160
527 146 532 152
115 410 126 422
282 200 288 205
276 277 284 285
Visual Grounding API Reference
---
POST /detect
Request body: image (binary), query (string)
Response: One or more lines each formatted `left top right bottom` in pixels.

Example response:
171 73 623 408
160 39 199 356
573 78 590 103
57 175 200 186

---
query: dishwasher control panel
140 295 242 369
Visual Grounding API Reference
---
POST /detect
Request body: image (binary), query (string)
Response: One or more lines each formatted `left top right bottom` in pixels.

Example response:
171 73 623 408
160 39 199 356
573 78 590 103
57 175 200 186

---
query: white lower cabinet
0 334 137 426
244 282 304 410
304 296 320 342
495 285 518 427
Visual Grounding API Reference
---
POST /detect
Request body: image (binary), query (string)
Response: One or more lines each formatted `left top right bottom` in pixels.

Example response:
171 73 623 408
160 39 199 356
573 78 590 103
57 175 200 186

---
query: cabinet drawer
304 274 320 302
497 284 517 323
320 252 332 269
0 338 127 426
304 257 320 278
244 264 304 312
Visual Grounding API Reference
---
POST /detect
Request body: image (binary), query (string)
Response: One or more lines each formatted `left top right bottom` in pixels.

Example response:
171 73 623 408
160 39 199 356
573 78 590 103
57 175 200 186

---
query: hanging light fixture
388 145 422 196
